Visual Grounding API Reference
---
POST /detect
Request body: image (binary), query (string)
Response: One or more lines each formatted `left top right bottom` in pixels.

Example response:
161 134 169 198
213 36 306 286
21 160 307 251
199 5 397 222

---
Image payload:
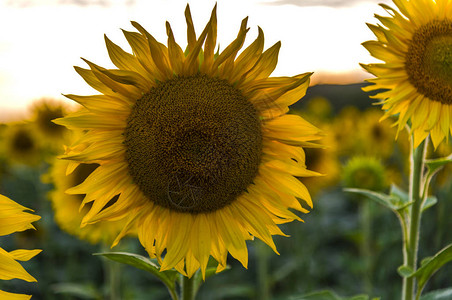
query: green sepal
412 244 452 295
397 265 414 277
52 282 101 299
292 290 378 300
94 252 178 292
420 288 452 300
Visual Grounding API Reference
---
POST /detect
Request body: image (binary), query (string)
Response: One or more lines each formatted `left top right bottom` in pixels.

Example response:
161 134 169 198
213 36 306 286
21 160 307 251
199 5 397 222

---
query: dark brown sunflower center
13 129 34 152
124 74 262 214
38 108 65 136
405 19 452 104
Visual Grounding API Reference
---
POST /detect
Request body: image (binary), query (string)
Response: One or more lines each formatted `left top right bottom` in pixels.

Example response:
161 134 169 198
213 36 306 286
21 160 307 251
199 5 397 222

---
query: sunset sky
0 0 390 120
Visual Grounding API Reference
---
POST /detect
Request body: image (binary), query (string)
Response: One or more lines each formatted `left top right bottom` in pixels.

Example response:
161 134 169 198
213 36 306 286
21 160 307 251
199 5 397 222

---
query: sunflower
356 108 398 159
361 0 452 148
55 5 322 278
1 123 41 166
29 98 68 151
46 154 130 244
342 156 387 191
0 195 41 299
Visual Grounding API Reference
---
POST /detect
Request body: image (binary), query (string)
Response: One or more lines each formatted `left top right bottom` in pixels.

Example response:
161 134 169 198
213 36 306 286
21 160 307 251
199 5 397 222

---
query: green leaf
424 154 452 173
94 252 178 290
344 188 397 210
423 154 452 200
412 244 452 294
388 184 415 211
397 265 414 277
422 196 438 212
52 282 101 299
420 288 452 300
389 184 408 204
291 290 371 300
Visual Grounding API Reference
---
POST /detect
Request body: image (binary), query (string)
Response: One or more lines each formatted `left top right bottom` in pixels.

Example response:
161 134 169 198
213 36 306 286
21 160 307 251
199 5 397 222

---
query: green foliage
413 244 452 295
420 288 452 300
95 252 179 298
94 252 177 283
292 290 379 300
343 187 409 212
52 282 102 299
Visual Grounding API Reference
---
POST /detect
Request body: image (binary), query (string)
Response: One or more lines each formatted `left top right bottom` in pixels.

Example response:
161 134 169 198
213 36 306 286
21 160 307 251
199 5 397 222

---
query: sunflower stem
101 244 121 300
256 240 271 300
180 274 197 300
402 138 427 300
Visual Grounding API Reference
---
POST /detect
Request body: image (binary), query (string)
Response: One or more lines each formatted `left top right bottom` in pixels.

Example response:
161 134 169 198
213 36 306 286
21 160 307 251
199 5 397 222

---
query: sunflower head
56 4 322 277
343 156 387 192
30 98 67 139
2 123 41 166
361 0 452 148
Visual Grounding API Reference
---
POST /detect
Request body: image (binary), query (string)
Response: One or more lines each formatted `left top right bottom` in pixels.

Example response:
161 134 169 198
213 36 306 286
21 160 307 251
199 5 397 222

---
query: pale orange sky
0 0 389 121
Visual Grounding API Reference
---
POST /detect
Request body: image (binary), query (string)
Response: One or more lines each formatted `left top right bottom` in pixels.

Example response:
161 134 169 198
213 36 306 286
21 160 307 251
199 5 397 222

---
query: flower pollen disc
124 74 262 214
405 19 452 104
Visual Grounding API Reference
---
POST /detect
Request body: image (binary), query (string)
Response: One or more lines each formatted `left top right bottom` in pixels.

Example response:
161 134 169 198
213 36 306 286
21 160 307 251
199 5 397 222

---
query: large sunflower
361 0 452 148
56 5 322 278
0 195 41 299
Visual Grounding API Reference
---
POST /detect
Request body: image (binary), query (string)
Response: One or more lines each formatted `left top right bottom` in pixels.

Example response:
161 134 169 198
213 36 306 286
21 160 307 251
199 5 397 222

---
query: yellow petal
0 247 37 282
0 290 31 300
8 250 41 262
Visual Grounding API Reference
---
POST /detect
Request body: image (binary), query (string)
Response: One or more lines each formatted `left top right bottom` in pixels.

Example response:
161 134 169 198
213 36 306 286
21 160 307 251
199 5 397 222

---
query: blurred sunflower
29 98 68 152
356 108 397 159
300 123 340 195
331 106 360 157
1 123 41 166
55 5 322 277
362 0 452 148
342 156 387 191
0 195 41 299
46 156 130 244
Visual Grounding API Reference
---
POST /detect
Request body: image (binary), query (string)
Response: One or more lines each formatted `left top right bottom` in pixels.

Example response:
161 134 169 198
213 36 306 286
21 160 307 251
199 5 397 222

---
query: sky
0 0 390 121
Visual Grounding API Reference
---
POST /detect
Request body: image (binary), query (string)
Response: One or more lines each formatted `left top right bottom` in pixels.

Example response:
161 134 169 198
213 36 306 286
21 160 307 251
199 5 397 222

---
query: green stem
256 241 271 300
180 274 197 300
101 245 121 300
402 138 427 300
360 199 373 294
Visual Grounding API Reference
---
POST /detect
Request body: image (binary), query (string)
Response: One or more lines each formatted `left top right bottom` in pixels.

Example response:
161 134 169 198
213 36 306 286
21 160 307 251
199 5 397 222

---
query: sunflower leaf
389 184 408 203
423 155 452 201
424 154 452 173
52 282 101 299
397 265 414 277
411 244 452 295
422 196 438 212
291 290 377 300
343 188 398 211
94 252 178 289
420 288 452 300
